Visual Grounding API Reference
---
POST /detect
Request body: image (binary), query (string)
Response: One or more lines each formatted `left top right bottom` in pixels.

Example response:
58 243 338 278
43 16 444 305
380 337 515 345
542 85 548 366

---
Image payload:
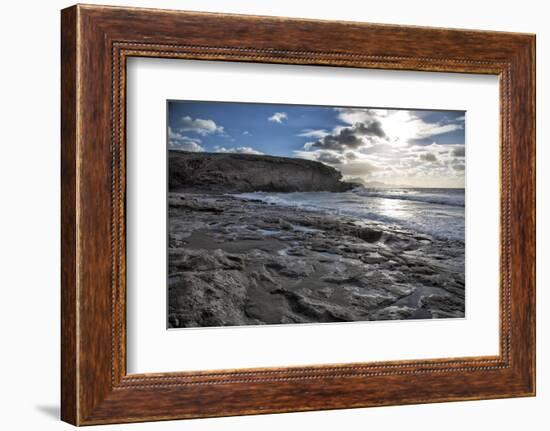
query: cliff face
169 151 355 193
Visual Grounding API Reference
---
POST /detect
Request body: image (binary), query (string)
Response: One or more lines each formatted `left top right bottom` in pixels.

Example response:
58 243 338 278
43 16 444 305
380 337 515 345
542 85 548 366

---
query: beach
168 190 465 328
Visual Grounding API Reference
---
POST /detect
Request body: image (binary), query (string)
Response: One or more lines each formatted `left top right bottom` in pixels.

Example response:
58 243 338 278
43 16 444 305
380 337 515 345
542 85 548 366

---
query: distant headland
168 150 357 193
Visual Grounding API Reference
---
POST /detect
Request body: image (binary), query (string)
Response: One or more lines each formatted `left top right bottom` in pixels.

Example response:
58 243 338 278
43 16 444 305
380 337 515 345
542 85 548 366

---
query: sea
234 188 465 242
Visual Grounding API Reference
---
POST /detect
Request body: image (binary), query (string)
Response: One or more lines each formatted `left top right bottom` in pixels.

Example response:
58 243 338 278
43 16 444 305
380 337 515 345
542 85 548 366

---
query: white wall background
0 0 546 429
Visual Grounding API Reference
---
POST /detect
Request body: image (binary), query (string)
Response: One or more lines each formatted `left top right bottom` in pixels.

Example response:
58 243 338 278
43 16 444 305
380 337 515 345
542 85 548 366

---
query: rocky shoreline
168 192 465 328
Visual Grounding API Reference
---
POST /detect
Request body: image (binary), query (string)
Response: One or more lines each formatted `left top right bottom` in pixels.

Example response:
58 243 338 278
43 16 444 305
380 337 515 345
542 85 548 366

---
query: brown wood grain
60 5 78 425
60 4 535 425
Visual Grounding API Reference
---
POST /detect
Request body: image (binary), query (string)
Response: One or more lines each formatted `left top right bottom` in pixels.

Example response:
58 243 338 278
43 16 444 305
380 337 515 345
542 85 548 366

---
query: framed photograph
61 4 536 425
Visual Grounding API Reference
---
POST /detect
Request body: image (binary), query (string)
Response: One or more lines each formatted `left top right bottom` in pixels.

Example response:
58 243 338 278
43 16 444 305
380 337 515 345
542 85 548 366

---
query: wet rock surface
168 193 465 328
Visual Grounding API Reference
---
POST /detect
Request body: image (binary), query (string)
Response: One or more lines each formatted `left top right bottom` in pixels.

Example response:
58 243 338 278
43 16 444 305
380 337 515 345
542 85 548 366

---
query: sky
167 100 465 188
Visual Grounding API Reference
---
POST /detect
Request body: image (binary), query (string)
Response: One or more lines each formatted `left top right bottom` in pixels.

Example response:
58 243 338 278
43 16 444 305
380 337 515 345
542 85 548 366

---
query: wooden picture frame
61 4 535 425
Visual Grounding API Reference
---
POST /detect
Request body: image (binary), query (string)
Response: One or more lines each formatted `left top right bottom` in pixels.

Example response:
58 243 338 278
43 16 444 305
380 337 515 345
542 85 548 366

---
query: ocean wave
233 189 465 242
351 188 465 207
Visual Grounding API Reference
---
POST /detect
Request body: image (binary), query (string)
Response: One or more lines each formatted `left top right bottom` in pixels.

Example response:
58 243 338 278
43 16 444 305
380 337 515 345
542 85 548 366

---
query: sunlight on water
375 196 406 220
233 188 465 242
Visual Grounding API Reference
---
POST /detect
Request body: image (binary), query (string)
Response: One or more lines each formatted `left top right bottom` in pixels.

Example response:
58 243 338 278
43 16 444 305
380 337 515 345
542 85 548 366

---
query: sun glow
380 111 420 147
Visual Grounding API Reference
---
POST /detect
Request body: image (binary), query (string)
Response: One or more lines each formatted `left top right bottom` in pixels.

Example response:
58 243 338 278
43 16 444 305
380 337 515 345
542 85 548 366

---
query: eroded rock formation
169 150 355 193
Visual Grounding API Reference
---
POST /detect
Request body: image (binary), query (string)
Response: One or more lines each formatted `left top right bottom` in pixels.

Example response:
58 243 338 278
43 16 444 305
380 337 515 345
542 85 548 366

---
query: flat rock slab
167 193 465 328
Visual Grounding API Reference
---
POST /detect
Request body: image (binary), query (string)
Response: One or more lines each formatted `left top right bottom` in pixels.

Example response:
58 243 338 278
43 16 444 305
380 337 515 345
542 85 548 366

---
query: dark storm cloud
452 158 465 171
453 147 466 157
353 121 386 138
312 127 363 151
312 121 386 152
419 152 437 162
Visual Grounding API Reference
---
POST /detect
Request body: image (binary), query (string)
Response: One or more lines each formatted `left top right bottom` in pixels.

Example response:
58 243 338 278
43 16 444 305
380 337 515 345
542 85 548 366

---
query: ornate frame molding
61 5 535 425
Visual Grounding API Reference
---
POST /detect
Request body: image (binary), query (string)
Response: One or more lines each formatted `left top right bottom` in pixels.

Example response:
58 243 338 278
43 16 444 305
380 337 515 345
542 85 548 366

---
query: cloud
294 149 344 165
214 146 264 155
301 111 465 182
296 131 465 187
174 141 204 152
242 131 251 135
358 142 464 186
417 123 463 138
297 129 329 138
453 147 465 157
294 149 375 170
452 158 465 171
316 152 346 165
312 128 363 150
354 121 385 138
168 127 205 152
268 112 287 123
310 120 385 152
338 160 379 177
181 116 225 136
335 108 463 144
419 152 437 162
296 108 465 186
335 108 381 125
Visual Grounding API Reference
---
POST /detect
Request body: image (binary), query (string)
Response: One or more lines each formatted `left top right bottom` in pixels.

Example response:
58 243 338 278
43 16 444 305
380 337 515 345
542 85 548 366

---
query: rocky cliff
169 150 355 192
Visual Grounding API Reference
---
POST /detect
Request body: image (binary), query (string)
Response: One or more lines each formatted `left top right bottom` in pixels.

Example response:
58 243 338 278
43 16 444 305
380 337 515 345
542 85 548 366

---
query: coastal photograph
167 100 466 328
